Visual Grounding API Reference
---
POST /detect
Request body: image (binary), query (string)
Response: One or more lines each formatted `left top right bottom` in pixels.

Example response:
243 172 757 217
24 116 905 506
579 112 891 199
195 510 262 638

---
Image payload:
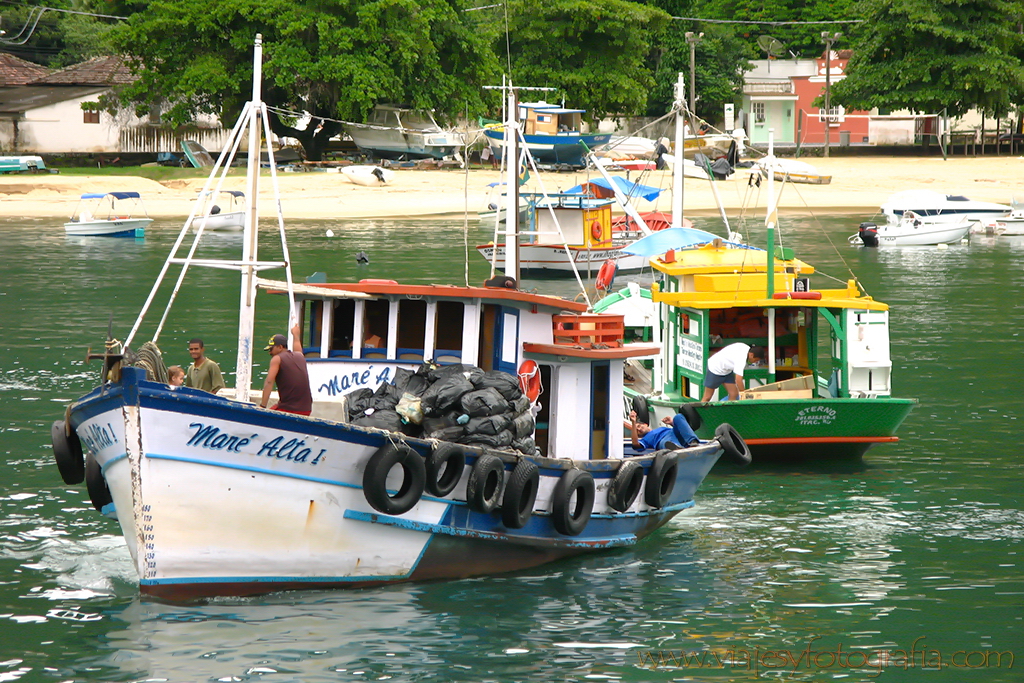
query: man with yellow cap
259 324 313 415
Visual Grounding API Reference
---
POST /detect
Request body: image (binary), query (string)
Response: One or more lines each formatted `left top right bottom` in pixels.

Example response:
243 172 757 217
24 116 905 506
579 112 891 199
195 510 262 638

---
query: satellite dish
757 35 786 58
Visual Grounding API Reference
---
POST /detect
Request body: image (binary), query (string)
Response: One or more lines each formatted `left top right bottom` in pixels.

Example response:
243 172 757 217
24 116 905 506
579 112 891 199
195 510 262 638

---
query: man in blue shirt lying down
626 410 700 452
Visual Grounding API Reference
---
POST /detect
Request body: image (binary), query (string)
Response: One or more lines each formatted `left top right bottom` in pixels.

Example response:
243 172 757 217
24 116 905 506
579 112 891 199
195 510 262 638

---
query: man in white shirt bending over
701 343 765 402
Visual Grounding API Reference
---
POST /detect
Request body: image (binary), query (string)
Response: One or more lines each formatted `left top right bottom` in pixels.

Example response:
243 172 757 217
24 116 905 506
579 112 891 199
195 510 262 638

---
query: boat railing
552 314 624 347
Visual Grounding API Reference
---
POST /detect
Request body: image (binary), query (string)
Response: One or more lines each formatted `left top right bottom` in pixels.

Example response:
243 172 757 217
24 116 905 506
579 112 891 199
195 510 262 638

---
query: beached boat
880 190 1009 224
852 211 973 247
597 123 916 462
0 155 46 173
63 192 153 237
483 101 611 168
48 38 734 600
755 157 831 185
188 190 245 232
339 164 395 186
344 105 464 160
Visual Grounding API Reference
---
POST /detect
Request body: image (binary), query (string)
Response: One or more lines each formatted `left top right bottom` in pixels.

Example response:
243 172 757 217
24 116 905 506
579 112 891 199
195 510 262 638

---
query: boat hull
484 129 612 168
189 211 245 231
346 124 463 160
631 391 916 461
64 218 152 237
478 243 652 277
874 220 972 246
70 368 721 599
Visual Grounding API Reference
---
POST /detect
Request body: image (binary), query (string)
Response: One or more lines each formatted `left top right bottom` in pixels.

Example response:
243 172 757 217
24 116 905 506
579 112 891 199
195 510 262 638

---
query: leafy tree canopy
499 0 672 122
830 0 1024 117
107 0 502 159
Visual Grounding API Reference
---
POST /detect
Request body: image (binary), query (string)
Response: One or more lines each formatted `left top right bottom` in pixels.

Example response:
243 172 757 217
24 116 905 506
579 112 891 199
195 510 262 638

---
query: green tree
108 0 501 160
500 0 672 121
830 0 1024 117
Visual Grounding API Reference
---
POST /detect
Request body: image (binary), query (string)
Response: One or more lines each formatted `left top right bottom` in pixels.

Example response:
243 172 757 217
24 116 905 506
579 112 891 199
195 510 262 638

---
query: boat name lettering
795 406 837 426
186 423 326 465
187 423 253 452
319 366 392 397
256 436 325 464
80 422 118 452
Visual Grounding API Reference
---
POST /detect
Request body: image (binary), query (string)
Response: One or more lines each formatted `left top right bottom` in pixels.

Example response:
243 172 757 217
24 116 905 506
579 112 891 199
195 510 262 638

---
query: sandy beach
2 155 1022 221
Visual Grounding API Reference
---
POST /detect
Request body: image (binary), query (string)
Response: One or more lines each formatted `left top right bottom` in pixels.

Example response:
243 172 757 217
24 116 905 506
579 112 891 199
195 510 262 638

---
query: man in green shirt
185 338 225 394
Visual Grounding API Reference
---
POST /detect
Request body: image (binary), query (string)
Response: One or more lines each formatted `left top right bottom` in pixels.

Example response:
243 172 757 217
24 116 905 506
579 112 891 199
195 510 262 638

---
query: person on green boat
626 410 699 452
701 343 765 403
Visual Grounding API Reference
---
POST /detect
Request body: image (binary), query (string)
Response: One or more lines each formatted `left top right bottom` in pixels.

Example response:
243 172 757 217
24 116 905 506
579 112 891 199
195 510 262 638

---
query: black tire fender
715 423 752 466
51 420 85 485
426 442 466 497
551 469 595 536
362 442 426 515
607 459 644 512
678 403 702 431
631 395 650 425
501 459 540 529
85 453 112 511
466 453 505 514
644 450 679 508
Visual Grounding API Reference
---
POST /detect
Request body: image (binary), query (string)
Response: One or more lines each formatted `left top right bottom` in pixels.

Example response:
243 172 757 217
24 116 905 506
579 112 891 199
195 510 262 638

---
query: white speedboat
880 190 1009 223
990 195 1024 236
64 192 153 237
340 164 394 186
853 211 972 247
188 190 245 231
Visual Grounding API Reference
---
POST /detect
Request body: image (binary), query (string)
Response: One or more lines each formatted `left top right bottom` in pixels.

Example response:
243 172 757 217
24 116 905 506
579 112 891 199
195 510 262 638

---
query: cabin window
397 299 427 359
591 363 610 459
331 299 356 356
84 110 100 124
362 298 390 352
533 364 553 455
306 300 324 354
435 300 465 361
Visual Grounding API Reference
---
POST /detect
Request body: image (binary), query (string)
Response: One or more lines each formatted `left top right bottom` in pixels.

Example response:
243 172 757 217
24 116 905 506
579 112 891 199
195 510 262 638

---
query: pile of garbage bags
345 363 538 456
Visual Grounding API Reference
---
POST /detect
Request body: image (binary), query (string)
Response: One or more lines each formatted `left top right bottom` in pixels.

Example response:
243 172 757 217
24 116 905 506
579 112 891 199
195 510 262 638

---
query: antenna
756 35 786 73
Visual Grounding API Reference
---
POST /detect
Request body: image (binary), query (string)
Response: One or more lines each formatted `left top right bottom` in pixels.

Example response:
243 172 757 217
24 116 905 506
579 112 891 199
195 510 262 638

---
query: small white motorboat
989 195 1024 236
188 190 245 231
880 190 1010 223
64 192 153 237
340 165 394 186
852 211 972 247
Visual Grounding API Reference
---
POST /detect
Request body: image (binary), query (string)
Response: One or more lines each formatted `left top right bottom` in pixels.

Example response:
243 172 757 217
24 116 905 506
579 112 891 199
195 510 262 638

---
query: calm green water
1 213 1021 682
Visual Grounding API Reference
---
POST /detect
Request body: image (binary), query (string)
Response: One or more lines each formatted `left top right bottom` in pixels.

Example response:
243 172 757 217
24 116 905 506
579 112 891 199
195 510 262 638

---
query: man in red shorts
259 324 313 416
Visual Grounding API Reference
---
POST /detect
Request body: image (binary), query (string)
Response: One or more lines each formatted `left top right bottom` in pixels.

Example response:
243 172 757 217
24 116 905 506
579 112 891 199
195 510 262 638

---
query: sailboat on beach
48 36 740 600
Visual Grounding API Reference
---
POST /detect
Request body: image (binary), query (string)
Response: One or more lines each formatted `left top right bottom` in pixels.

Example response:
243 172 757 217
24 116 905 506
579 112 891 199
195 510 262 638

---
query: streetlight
684 31 703 115
820 31 841 157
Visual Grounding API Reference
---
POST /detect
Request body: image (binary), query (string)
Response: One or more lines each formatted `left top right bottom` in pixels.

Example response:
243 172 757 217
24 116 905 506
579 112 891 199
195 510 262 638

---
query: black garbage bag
427 363 483 385
465 414 512 436
471 370 523 401
460 387 510 417
424 425 466 442
421 411 463 435
421 375 475 416
351 409 404 432
372 380 402 411
511 412 535 439
509 394 531 416
460 429 514 448
512 436 537 456
347 388 375 419
392 367 414 393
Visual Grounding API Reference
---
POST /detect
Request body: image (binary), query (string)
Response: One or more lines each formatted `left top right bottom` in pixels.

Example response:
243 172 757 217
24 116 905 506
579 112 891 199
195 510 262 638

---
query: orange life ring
518 360 542 403
595 259 617 291
590 220 603 242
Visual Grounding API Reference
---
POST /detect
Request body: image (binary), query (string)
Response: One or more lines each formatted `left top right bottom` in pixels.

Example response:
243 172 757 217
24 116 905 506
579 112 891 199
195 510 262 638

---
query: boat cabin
649 243 894 401
367 105 444 133
527 194 613 247
265 280 658 460
519 102 585 135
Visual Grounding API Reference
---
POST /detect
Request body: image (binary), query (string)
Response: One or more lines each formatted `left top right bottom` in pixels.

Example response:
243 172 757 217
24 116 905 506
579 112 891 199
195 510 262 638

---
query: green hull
633 391 917 461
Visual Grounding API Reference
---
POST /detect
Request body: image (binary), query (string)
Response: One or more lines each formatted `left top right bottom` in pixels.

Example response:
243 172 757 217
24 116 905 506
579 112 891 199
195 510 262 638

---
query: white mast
235 34 264 402
503 83 520 282
672 73 685 228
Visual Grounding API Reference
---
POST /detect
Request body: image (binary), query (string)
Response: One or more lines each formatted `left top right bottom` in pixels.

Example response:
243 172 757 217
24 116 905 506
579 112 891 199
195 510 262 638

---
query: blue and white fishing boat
48 37 738 600
64 191 153 237
483 101 611 168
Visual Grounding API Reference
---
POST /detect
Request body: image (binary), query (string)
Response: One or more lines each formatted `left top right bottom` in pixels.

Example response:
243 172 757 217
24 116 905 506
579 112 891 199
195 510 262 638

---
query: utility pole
684 32 703 114
820 31 841 158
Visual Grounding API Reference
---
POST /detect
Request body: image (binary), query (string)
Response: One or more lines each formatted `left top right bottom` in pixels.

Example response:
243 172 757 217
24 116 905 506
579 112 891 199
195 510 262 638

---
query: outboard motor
858 222 879 247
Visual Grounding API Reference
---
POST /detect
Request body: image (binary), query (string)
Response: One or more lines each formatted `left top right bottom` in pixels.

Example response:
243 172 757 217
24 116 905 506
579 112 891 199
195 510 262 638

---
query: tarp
565 175 662 202
621 226 723 257
80 192 141 200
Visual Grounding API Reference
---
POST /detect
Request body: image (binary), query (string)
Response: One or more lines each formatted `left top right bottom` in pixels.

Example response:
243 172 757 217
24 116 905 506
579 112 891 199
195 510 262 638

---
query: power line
672 17 863 25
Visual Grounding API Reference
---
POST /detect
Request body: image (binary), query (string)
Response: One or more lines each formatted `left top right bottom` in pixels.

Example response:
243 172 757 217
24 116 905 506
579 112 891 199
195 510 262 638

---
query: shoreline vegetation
2 155 1021 220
